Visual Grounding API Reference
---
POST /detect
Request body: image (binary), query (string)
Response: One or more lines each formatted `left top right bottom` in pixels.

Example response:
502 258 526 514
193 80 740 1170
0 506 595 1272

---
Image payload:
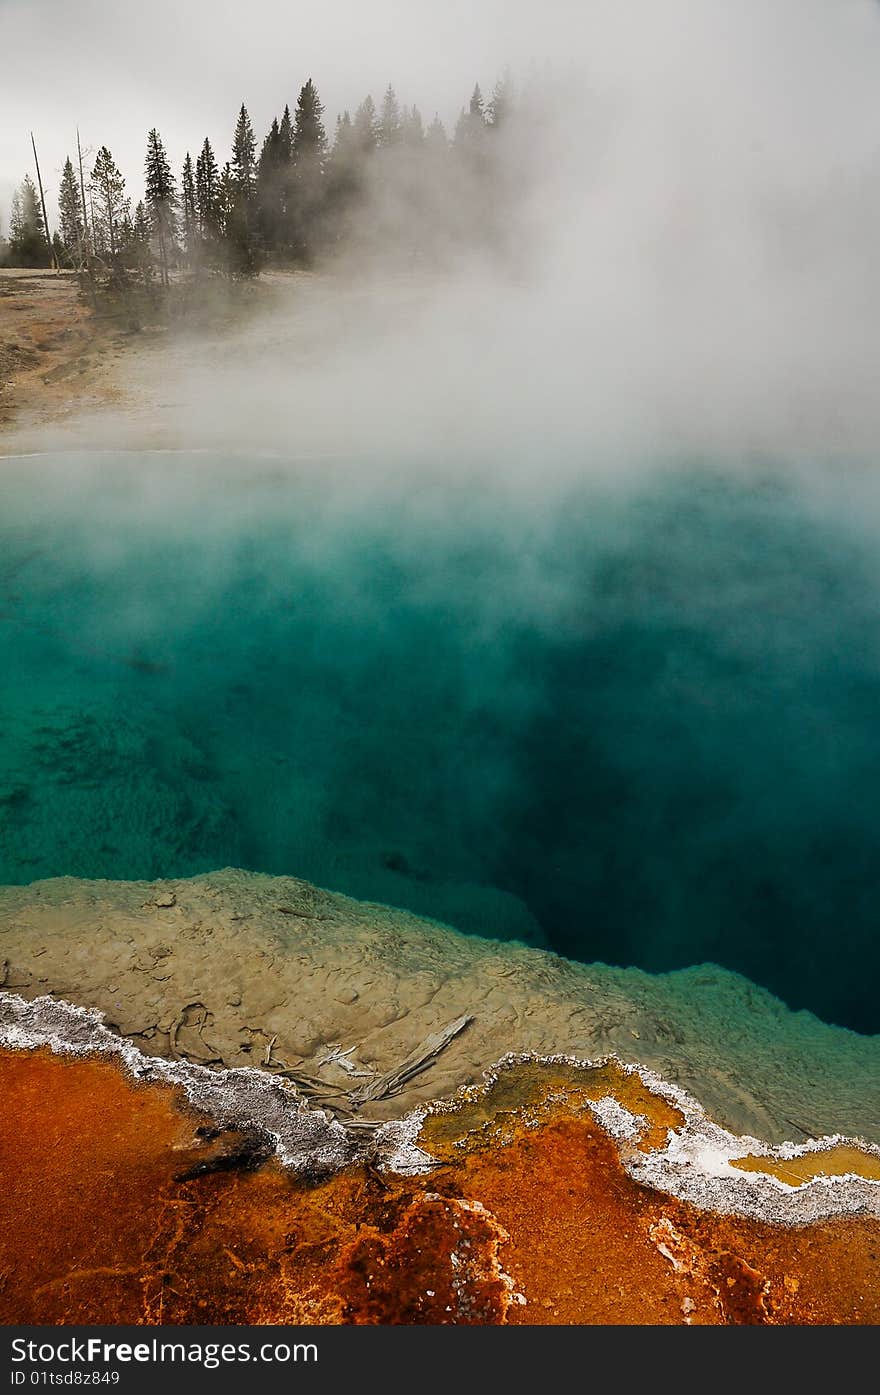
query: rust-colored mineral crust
1 1047 877 1325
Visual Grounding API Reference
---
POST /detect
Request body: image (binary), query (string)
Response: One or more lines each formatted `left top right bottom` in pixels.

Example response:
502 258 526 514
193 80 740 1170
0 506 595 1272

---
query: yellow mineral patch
421 1058 684 1159
731 1146 880 1187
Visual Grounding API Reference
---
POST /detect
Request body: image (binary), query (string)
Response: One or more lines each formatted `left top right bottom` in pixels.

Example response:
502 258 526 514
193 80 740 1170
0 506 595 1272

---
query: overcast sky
3 1 880 231
0 0 568 228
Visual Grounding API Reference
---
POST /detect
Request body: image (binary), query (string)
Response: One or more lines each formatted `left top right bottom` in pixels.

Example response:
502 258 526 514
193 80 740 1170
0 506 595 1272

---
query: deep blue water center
1 453 878 1034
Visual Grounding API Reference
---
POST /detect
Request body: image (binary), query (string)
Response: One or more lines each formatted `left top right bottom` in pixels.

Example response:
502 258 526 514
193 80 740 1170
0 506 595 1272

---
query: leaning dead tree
30 131 57 270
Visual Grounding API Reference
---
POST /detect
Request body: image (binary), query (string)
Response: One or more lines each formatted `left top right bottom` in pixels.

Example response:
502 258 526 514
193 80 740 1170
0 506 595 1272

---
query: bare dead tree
30 131 57 269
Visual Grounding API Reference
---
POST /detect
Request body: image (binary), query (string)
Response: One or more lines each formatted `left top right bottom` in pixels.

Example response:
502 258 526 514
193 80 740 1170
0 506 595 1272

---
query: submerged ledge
1 1017 879 1325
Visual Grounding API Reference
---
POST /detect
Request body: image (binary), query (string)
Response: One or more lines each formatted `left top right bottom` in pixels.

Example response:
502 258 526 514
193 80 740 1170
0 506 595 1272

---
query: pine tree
454 82 491 199
133 200 150 238
89 148 129 262
278 104 293 163
131 199 153 282
331 113 347 150
402 105 424 146
231 103 257 198
353 96 380 154
117 207 135 263
379 85 402 146
292 79 327 164
259 116 281 172
180 153 198 264
275 105 296 256
217 161 235 235
331 112 356 162
144 128 176 285
57 157 84 267
290 79 327 264
324 111 360 248
426 114 448 153
455 84 488 150
195 137 219 237
8 176 49 266
257 116 284 250
227 104 260 272
8 191 21 241
487 73 514 128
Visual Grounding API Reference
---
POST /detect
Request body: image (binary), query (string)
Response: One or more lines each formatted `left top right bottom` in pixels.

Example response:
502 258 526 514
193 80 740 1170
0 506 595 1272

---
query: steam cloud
54 3 880 471
4 2 880 471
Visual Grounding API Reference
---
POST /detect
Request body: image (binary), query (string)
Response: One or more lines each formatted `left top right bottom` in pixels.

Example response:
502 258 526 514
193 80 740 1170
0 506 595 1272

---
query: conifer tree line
1 73 519 282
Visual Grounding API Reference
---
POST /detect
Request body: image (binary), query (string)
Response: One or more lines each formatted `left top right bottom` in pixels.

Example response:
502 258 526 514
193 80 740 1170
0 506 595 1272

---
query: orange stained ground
0 1047 877 1325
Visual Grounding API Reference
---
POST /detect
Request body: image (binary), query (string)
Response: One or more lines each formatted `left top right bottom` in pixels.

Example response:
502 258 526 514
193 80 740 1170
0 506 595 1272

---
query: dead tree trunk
30 132 57 270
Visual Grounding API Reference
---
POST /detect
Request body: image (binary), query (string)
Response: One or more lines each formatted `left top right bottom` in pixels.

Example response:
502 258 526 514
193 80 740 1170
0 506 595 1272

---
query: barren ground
0 268 135 438
0 266 287 453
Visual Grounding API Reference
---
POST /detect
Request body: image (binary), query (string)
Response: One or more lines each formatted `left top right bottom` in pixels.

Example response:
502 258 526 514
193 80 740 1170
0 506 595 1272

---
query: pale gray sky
0 0 564 229
2 1 880 233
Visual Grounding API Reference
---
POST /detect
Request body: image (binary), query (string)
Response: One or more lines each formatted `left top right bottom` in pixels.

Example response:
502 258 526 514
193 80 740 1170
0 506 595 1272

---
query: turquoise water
2 452 879 1034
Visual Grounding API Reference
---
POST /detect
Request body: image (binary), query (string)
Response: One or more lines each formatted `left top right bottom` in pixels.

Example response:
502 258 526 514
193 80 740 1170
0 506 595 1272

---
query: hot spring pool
1 451 879 1034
